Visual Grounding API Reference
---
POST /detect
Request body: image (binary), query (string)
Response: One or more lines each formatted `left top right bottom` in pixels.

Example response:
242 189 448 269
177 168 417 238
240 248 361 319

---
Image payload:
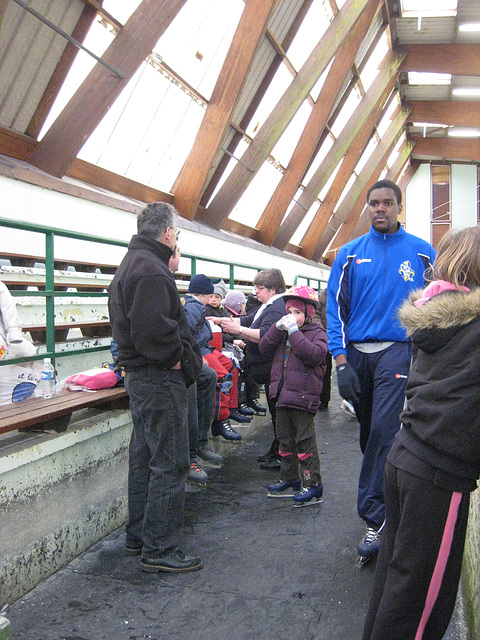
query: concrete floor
5 387 466 640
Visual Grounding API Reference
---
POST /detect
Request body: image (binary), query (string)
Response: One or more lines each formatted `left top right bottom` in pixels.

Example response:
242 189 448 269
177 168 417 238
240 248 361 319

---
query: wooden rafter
273 48 405 251
255 0 382 246
411 137 480 163
409 101 480 128
204 0 376 230
198 0 315 211
347 137 415 243
26 3 98 139
401 44 480 76
313 105 412 261
172 0 277 221
28 0 188 178
299 92 388 259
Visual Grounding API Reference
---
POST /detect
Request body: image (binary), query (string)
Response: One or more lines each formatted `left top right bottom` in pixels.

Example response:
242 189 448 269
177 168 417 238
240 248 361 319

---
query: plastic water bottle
40 357 56 399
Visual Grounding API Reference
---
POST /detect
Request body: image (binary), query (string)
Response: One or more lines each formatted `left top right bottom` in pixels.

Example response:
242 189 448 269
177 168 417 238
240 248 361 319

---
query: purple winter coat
259 321 327 414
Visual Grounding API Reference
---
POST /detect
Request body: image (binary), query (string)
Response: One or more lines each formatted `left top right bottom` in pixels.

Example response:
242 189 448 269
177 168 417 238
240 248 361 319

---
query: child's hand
283 314 299 335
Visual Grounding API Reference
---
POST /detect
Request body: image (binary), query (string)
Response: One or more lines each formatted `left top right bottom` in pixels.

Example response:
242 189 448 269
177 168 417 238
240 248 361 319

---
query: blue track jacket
326 225 436 358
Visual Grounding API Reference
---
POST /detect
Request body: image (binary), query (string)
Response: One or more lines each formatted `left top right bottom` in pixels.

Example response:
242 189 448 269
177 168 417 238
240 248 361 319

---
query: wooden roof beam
347 137 415 242
411 137 480 163
172 0 277 221
299 95 387 259
28 0 188 178
401 44 480 76
255 0 382 246
409 101 480 128
273 48 405 250
312 105 412 261
26 3 98 139
204 0 379 230
199 0 314 210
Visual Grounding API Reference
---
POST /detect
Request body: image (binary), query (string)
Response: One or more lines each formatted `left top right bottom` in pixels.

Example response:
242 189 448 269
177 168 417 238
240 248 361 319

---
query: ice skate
185 460 207 492
198 446 222 467
293 483 323 508
267 479 301 498
358 522 384 566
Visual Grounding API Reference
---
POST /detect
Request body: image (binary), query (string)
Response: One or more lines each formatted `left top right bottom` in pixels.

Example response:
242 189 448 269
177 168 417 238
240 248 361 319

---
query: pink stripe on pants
414 492 462 640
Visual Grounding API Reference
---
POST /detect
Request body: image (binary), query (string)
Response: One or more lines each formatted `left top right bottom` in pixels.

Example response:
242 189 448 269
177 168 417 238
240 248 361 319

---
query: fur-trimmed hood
398 287 480 353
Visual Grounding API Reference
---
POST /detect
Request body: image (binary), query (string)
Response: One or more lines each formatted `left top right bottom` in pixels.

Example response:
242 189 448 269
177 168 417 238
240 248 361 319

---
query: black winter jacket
108 235 201 386
395 287 480 485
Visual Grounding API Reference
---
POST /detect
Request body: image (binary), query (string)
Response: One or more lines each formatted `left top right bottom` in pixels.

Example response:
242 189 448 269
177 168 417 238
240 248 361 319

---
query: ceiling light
452 88 480 96
412 122 447 128
458 23 480 32
401 0 458 18
447 128 480 138
408 72 451 85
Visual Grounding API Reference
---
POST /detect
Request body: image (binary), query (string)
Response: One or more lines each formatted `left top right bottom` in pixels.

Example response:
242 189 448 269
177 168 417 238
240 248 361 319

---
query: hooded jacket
183 295 214 356
108 234 201 386
395 287 480 484
259 322 327 413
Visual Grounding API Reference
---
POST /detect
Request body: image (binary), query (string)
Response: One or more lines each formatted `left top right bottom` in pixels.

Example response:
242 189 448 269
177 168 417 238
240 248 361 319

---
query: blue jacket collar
369 223 404 243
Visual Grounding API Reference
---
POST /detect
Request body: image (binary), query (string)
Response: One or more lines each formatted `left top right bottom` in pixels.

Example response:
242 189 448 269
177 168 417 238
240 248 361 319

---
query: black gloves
336 362 361 405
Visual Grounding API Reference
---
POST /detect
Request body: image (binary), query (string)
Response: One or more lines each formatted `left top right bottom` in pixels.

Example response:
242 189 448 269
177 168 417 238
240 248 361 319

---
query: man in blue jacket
326 179 436 562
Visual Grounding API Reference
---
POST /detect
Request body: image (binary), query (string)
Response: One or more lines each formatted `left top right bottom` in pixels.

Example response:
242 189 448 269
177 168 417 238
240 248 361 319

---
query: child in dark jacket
259 285 327 506
362 226 480 640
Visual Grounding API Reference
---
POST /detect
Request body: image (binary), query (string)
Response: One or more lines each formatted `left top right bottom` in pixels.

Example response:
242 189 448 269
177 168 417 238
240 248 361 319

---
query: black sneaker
141 547 202 573
260 453 281 470
211 419 242 441
125 544 142 556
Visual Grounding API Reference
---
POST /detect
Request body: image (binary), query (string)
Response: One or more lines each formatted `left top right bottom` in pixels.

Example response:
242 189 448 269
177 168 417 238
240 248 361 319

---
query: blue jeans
124 366 189 558
187 363 217 458
348 342 412 528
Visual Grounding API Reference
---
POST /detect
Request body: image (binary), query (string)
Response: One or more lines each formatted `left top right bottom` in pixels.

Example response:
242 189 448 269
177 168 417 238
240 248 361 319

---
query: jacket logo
398 260 415 282
356 258 372 264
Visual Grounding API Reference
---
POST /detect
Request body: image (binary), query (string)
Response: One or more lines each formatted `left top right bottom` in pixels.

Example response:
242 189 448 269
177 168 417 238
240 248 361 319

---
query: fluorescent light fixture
458 23 480 32
447 128 480 138
412 122 447 128
452 88 480 96
401 0 458 17
408 72 451 85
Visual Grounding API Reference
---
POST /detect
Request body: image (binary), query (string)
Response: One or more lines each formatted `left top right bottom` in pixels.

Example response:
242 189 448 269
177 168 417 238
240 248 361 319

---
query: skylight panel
286 0 331 70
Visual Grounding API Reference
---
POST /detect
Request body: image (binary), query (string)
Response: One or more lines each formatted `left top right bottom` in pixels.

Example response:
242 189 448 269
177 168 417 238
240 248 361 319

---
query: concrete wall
0 408 132 607
462 490 480 640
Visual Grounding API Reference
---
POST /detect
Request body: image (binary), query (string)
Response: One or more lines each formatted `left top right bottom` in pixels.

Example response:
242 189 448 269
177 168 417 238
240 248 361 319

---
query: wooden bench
0 252 119 274
0 386 129 435
22 320 111 343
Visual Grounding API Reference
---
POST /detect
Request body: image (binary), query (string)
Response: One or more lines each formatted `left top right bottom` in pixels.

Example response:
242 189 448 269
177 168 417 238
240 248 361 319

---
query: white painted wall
404 163 432 243
451 164 478 230
0 174 330 287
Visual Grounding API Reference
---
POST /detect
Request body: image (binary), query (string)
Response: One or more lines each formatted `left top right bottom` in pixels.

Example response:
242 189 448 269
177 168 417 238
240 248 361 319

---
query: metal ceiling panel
395 17 457 44
0 0 84 133
402 85 451 100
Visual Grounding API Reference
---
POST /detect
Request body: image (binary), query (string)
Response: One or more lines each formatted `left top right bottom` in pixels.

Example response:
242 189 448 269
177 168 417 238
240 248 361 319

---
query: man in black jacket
109 202 203 573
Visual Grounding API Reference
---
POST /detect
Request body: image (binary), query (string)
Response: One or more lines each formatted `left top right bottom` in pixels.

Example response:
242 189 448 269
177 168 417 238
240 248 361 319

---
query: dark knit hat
188 274 214 294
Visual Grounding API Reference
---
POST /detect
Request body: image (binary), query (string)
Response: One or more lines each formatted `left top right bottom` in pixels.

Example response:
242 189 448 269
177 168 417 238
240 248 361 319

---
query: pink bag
66 368 118 391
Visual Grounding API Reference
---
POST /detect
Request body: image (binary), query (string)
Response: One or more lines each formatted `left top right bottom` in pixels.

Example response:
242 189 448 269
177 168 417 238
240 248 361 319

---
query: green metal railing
0 217 327 368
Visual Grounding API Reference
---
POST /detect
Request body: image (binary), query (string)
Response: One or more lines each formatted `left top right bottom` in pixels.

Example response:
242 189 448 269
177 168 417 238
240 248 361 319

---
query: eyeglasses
254 285 266 291
169 227 180 239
